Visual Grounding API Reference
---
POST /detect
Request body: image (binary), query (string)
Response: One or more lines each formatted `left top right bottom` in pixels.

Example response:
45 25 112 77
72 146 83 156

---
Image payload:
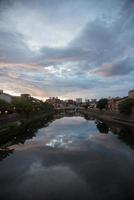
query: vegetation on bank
0 98 54 118
0 113 54 157
118 98 134 115
96 98 108 110
0 99 10 114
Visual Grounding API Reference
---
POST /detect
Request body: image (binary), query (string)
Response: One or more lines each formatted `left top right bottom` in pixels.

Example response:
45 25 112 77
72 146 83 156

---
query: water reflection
0 116 134 200
95 120 109 134
95 121 134 149
0 148 14 161
110 125 134 149
0 116 134 161
0 115 54 161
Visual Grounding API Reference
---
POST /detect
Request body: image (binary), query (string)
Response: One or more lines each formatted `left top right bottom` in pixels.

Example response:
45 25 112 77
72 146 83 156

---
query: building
76 98 82 104
107 90 134 113
21 94 31 99
65 100 77 110
128 90 134 98
91 99 97 103
85 99 90 103
46 97 65 108
0 90 12 103
108 97 129 112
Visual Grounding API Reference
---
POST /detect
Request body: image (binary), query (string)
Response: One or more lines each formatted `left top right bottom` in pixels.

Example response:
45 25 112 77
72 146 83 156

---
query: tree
118 98 134 115
96 98 108 110
41 102 54 113
11 98 54 117
0 99 10 114
11 99 33 117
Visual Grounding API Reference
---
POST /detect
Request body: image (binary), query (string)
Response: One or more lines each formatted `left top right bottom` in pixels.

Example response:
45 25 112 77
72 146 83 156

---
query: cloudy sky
0 0 134 100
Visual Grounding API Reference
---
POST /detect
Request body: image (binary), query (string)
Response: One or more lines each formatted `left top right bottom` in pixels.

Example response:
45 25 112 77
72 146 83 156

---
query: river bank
0 113 54 148
0 110 134 150
0 112 54 127
0 113 54 138
81 109 134 127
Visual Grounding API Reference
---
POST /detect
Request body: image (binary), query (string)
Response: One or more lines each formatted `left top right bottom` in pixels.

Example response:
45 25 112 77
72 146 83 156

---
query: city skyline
0 0 134 99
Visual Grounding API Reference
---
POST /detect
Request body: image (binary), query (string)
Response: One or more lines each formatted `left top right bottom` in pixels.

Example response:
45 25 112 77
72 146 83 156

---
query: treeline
0 98 54 117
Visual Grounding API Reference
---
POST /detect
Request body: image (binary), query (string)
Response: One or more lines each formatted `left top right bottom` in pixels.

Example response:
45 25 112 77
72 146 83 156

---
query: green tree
0 99 10 114
41 102 54 113
118 98 134 115
11 99 33 117
11 98 54 117
96 98 108 110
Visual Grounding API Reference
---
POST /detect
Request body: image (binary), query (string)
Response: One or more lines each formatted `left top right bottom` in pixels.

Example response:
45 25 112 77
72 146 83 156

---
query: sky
0 0 134 100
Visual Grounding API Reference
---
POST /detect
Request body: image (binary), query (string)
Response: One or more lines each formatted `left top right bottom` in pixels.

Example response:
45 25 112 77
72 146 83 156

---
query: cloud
93 57 134 77
0 31 34 63
0 0 134 98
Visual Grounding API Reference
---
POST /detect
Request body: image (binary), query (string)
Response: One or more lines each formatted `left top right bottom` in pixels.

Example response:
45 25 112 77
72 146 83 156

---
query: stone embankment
82 109 134 127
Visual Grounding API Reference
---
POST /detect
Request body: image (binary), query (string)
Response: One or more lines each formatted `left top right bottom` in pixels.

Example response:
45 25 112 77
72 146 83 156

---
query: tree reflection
96 120 134 150
1 115 134 161
0 148 14 161
96 121 109 134
83 114 94 120
0 115 54 161
110 126 134 149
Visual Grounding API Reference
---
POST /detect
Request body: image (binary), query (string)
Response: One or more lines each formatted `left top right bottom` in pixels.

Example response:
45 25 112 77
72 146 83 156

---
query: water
0 116 134 200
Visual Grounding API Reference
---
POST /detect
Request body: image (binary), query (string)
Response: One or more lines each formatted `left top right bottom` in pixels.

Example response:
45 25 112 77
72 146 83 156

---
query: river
0 116 134 200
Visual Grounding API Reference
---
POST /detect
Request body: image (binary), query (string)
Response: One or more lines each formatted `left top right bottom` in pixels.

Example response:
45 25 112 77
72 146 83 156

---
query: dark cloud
93 57 134 77
0 31 33 63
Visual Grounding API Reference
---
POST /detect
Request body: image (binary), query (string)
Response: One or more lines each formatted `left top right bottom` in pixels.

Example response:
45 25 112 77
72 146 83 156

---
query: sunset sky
0 0 134 100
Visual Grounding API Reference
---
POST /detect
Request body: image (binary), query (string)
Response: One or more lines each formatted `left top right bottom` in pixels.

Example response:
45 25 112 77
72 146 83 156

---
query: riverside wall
82 109 134 127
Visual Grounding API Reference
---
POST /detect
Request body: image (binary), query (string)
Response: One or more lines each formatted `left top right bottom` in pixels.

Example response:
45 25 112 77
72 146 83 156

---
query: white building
0 90 12 103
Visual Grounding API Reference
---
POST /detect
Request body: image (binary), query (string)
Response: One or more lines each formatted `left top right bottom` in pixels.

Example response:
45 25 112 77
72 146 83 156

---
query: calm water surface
0 116 134 200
